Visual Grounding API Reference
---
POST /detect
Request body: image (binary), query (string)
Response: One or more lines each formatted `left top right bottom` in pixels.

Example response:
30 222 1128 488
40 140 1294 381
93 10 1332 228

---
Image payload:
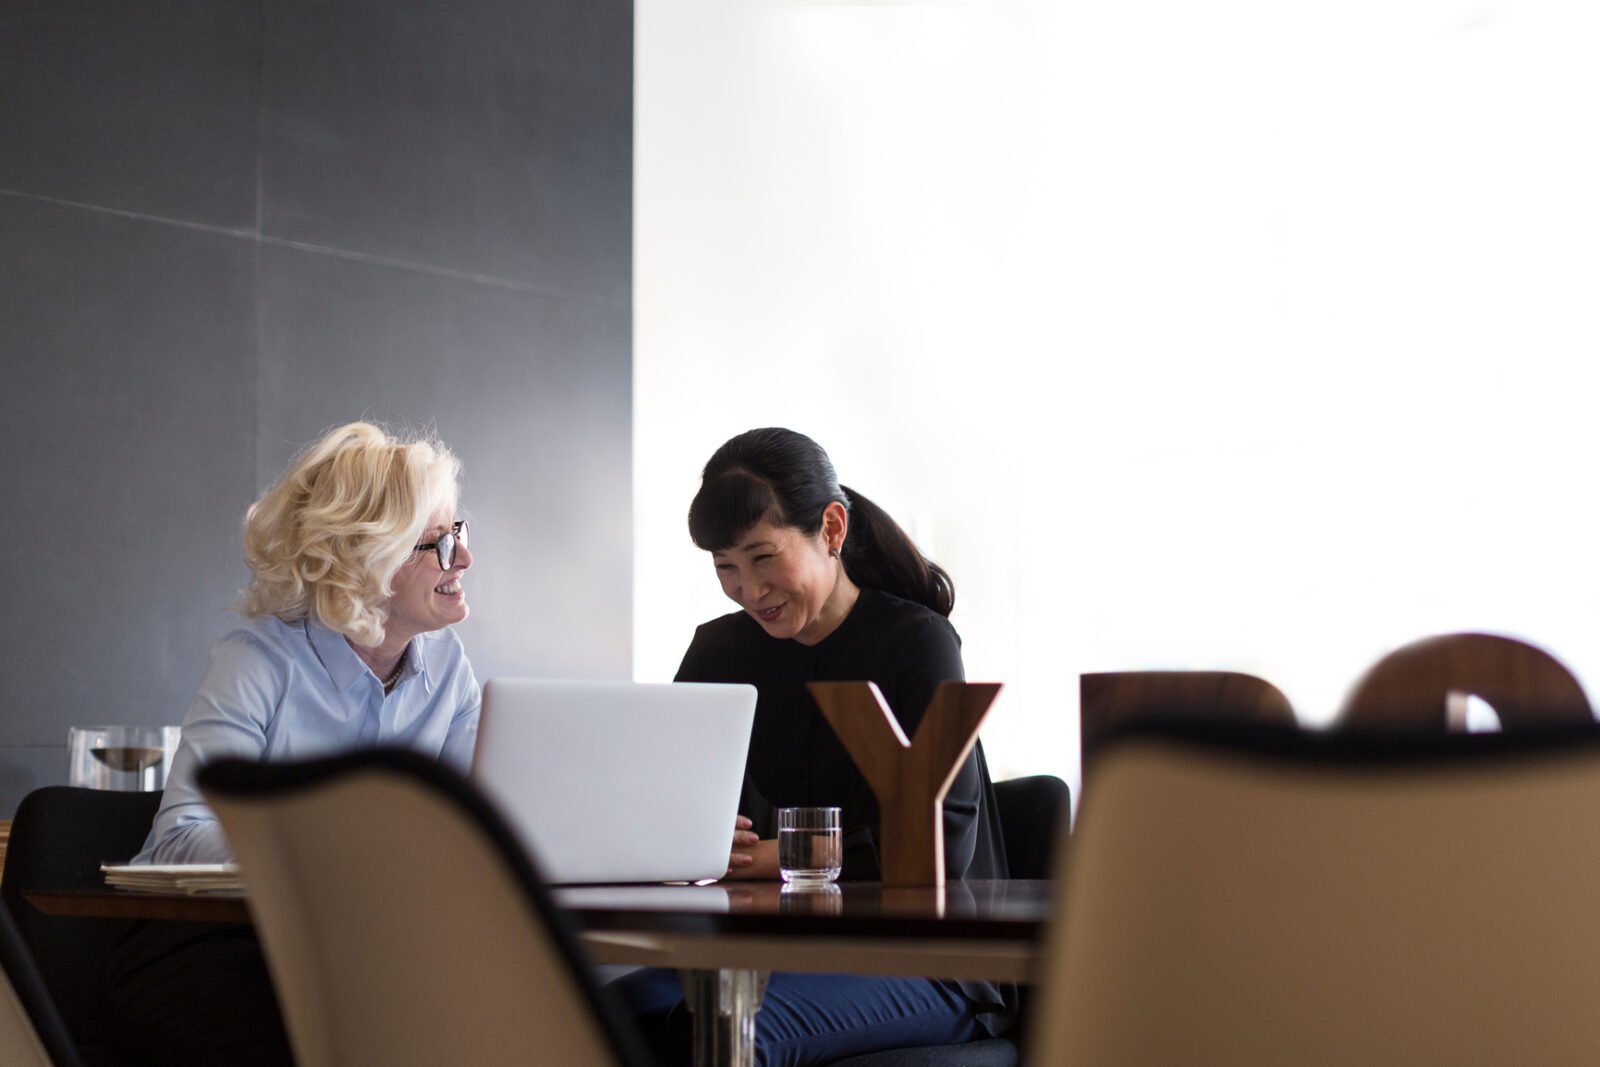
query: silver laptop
471 679 757 885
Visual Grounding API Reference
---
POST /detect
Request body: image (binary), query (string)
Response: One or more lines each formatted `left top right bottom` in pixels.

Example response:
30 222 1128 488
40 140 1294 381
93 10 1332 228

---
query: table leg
679 967 769 1067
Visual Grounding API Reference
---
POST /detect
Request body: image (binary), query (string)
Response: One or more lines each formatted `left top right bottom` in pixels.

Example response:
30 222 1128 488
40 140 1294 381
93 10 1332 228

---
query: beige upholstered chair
198 749 651 1067
1339 632 1594 732
1029 720 1600 1066
1079 670 1295 775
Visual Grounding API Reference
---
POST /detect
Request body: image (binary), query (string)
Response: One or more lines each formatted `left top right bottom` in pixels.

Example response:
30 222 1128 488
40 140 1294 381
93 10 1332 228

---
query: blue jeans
609 967 982 1067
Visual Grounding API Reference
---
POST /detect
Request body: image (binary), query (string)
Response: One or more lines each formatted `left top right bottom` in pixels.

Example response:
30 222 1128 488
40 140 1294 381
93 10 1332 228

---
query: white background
634 0 1600 801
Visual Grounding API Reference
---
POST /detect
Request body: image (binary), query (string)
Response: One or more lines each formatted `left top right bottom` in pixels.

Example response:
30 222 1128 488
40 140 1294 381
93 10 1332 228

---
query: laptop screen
471 679 757 885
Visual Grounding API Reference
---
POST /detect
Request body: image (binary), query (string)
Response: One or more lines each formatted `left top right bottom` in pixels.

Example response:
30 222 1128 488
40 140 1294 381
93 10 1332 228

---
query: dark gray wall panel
0 197 257 746
0 748 70 826
0 0 631 809
257 245 631 683
258 0 631 302
0 0 261 228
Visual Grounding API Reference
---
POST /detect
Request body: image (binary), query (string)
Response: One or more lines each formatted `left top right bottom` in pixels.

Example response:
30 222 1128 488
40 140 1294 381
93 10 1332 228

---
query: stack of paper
101 863 246 896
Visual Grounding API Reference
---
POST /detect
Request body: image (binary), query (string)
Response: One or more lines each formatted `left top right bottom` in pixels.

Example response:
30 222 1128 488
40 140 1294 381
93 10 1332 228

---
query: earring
829 545 841 559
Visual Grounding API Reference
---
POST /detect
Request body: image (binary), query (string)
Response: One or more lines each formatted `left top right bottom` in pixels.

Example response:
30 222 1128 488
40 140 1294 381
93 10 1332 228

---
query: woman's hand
724 815 780 880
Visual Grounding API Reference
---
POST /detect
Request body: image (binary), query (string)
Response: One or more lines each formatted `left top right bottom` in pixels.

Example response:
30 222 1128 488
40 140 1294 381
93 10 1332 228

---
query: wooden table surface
25 878 1053 982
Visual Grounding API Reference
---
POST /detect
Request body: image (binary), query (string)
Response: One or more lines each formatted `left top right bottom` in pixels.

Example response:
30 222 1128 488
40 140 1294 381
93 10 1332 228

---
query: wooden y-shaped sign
807 680 1002 888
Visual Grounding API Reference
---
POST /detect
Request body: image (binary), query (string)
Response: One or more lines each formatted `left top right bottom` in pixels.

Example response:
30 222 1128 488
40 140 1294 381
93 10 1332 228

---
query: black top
675 587 1016 1033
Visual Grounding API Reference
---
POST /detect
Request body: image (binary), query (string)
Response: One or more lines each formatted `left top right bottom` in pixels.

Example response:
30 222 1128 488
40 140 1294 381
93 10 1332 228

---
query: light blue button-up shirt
134 613 481 865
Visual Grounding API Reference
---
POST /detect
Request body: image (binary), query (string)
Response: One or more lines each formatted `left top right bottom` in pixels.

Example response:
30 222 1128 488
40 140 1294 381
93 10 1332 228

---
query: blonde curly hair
239 422 461 647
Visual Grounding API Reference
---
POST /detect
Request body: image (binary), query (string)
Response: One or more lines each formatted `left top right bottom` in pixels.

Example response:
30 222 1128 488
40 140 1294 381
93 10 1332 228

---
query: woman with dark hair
614 427 1014 1066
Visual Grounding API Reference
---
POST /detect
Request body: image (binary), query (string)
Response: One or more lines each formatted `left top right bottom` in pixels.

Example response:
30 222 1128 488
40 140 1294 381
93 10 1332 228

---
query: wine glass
67 725 182 791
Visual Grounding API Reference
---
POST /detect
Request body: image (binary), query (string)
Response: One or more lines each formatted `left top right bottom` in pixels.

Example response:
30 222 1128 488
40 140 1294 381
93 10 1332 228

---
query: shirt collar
306 617 371 694
405 633 438 695
305 615 441 696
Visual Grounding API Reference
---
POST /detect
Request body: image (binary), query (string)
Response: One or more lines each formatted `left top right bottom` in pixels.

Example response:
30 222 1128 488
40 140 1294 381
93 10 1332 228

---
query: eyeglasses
414 520 469 570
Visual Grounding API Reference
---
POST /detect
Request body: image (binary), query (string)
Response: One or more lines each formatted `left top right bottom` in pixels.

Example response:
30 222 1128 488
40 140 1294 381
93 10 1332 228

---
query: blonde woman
111 421 478 1066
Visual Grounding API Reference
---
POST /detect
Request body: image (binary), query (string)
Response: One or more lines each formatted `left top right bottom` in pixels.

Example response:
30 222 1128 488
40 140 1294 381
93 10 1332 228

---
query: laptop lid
471 679 757 885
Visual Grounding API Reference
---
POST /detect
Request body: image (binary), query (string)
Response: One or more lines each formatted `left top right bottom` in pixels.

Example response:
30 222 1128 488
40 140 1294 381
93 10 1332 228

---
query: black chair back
825 1038 1018 1067
1 788 161 1061
993 775 1071 880
0 902 82 1066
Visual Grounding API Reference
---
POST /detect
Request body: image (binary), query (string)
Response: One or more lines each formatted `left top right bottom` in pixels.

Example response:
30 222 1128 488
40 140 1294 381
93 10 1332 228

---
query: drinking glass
67 726 182 791
777 806 842 884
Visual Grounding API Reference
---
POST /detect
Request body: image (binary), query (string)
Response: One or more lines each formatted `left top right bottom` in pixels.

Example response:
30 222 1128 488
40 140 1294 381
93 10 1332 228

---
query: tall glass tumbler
67 726 182 791
777 806 843 884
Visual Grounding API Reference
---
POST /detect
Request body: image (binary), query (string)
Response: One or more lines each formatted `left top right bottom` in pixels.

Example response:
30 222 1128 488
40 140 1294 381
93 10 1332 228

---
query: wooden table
25 879 1053 1067
563 879 1047 982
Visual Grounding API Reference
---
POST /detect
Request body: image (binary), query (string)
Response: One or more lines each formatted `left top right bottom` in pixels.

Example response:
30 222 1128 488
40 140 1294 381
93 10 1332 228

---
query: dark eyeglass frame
414 520 468 570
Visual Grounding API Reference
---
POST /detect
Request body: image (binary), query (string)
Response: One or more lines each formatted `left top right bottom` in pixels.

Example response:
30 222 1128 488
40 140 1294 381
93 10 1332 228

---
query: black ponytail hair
687 428 955 618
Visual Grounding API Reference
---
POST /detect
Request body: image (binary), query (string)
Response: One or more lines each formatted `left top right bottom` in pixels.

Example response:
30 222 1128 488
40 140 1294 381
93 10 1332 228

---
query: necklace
381 654 406 692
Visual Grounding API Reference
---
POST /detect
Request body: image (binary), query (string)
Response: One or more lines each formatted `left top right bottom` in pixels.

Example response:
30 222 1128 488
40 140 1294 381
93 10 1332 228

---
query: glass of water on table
777 806 842 884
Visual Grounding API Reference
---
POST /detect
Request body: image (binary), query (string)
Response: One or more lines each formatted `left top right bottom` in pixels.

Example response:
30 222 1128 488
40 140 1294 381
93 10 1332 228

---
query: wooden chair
198 748 652 1067
1079 670 1295 775
1339 632 1594 732
1030 719 1600 1066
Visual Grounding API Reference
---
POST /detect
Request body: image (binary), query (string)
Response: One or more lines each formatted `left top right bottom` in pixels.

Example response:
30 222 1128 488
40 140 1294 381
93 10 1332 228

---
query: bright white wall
635 0 1600 802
